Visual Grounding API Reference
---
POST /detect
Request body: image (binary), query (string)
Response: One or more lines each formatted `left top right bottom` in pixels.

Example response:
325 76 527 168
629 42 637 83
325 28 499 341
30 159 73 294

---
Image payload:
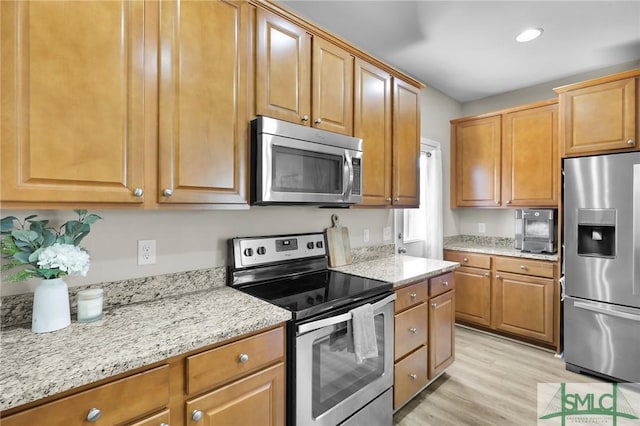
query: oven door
295 294 395 426
257 134 362 205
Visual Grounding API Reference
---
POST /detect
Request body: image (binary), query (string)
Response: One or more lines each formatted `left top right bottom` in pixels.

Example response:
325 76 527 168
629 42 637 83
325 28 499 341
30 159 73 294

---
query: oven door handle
297 293 396 334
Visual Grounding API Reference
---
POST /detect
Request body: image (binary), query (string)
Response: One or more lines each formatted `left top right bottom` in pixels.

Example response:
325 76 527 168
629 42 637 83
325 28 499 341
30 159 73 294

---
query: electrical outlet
478 223 486 233
363 229 370 243
138 240 156 265
383 226 392 241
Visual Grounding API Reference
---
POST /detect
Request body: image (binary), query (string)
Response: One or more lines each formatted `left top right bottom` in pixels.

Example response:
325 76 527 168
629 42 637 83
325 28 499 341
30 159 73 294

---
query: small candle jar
77 289 104 323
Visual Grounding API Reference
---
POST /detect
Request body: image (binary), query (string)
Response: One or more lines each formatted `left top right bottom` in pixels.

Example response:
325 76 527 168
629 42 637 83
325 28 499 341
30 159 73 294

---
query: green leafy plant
1 210 102 282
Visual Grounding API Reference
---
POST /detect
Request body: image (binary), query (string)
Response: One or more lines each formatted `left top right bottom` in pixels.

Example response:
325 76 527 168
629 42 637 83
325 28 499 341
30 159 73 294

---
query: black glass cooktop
237 270 392 321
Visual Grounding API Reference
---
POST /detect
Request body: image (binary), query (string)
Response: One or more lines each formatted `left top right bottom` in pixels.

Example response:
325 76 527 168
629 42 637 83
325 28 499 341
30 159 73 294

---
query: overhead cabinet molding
450 99 559 208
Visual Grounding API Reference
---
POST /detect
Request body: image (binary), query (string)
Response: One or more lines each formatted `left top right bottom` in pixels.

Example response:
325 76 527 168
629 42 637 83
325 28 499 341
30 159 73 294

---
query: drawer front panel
429 272 455 297
3 365 169 426
394 280 428 313
187 326 284 395
393 345 428 409
494 256 554 278
444 250 491 269
128 409 170 426
394 303 428 361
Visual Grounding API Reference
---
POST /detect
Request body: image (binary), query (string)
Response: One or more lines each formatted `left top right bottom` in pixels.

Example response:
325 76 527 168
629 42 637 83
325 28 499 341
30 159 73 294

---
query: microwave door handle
344 151 354 200
297 294 396 334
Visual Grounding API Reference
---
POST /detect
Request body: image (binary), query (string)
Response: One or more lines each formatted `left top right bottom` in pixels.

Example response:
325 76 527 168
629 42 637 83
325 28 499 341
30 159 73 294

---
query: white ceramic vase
32 278 71 333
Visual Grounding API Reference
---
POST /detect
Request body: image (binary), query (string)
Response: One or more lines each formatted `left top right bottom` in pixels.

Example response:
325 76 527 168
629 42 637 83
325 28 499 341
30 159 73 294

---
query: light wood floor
393 326 599 426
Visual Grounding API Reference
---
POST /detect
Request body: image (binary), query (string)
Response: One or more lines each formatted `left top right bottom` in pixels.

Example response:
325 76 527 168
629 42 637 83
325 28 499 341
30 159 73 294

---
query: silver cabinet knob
495 200 500 204
442 281 449 287
496 274 501 279
409 293 417 299
163 188 173 197
386 197 392 202
463 257 469 262
192 410 204 422
520 265 527 270
160 424 170 426
239 353 249 363
484 272 490 277
395 197 400 201
87 408 101 423
133 188 144 197
409 327 418 334
506 200 512 204
314 118 322 124
431 303 437 309
409 373 417 380
301 115 309 122
628 139 635 145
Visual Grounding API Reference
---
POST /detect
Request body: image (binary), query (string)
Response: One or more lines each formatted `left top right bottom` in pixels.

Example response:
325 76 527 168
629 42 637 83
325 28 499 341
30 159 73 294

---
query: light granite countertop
443 235 559 262
332 255 459 287
0 287 291 412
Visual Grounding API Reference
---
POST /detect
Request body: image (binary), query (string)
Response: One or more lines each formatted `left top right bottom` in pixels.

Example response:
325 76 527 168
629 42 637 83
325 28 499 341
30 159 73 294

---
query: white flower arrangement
37 243 91 277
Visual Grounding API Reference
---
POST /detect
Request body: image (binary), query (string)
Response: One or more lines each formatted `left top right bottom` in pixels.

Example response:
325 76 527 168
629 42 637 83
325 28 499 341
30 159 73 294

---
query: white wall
1 208 392 295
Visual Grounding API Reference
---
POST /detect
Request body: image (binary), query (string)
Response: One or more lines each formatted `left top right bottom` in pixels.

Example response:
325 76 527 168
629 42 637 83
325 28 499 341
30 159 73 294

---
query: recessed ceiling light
516 28 544 43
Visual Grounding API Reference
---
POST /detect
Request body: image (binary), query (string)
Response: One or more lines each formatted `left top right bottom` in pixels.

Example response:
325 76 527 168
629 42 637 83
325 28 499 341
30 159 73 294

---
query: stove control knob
307 242 315 249
243 248 253 257
316 294 323 302
316 241 323 249
307 296 315 305
257 246 266 255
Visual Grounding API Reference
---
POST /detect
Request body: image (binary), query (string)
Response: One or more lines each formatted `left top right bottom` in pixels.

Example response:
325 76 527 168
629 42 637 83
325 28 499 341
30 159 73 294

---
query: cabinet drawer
127 409 170 426
494 256 554 278
393 345 428 410
444 250 491 269
394 280 428 313
429 272 455 297
187 326 284 395
3 365 169 426
394 303 428 361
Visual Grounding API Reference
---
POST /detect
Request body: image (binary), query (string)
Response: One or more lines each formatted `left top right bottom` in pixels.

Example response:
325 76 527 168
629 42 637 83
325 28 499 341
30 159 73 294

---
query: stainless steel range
228 233 395 426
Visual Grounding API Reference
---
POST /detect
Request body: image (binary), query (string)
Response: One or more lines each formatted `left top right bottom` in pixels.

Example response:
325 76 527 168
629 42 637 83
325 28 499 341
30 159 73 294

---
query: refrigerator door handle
574 300 640 322
634 164 640 296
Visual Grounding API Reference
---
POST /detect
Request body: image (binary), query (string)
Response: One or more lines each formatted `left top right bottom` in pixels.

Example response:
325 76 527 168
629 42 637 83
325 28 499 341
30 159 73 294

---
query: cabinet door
493 272 554 344
185 363 285 426
428 290 455 379
502 103 559 207
312 37 353 135
256 9 311 125
451 116 501 207
392 79 421 207
560 77 637 157
453 267 491 327
354 59 392 206
158 0 248 204
1 1 145 203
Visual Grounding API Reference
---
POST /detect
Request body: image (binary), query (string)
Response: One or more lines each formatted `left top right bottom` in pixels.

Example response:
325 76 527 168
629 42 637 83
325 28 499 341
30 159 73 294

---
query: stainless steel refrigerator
564 152 640 382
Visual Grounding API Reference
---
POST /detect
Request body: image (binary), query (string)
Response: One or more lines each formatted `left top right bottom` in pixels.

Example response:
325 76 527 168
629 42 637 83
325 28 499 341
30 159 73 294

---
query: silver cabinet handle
87 408 101 423
463 257 469 262
628 139 635 145
442 281 449 287
496 274 501 278
409 293 418 299
520 265 527 270
239 353 249 363
386 197 392 202
314 118 322 124
409 327 418 334
395 197 400 201
301 115 309 122
163 188 173 197
495 200 500 204
192 410 204 422
133 188 144 197
409 373 417 380
431 303 437 309
506 200 512 204
484 272 490 277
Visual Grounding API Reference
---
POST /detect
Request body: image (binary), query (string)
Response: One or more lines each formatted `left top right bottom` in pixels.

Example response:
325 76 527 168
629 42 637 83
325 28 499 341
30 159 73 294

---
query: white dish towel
350 303 378 364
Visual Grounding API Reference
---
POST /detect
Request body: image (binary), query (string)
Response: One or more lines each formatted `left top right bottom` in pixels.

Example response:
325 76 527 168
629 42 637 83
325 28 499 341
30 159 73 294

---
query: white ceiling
280 1 640 102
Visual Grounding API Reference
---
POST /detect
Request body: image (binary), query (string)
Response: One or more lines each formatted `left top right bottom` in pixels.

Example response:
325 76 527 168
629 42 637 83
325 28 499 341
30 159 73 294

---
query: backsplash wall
1 208 392 296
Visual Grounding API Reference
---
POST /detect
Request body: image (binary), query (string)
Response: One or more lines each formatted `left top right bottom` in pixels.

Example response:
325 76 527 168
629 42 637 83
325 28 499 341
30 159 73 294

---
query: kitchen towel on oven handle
351 303 378 364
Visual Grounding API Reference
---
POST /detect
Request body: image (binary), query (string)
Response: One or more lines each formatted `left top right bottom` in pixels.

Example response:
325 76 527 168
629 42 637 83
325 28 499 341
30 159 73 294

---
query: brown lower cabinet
1 325 286 426
444 249 559 349
393 271 456 410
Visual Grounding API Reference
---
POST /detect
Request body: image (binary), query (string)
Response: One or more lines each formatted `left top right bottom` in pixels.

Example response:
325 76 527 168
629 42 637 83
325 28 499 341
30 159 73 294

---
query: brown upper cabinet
392 80 421 207
255 9 354 136
158 0 249 204
1 1 146 204
554 70 639 158
451 100 559 208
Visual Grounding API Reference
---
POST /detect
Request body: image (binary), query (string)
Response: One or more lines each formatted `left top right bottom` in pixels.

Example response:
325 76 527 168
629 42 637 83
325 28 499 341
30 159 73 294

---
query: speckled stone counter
0 287 290 412
332 255 459 288
444 235 558 262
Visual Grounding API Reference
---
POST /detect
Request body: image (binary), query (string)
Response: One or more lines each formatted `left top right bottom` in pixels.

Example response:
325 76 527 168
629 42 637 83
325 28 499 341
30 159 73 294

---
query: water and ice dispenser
577 209 616 258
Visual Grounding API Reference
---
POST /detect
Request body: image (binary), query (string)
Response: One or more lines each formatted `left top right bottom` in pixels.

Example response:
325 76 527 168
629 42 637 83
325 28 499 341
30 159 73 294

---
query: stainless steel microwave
515 208 557 253
251 116 363 206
